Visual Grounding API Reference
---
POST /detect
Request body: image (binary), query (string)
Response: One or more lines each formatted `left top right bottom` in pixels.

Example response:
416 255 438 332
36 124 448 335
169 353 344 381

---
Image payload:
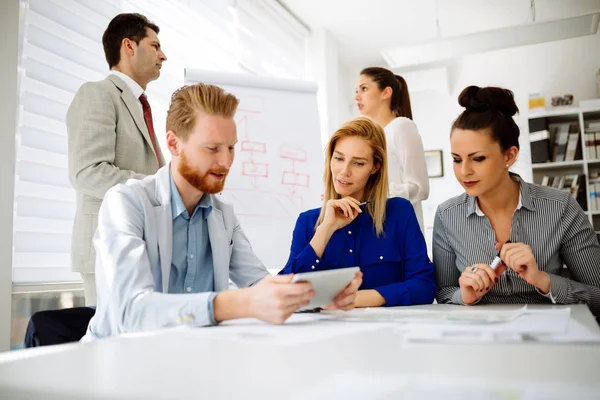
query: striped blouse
433 176 600 319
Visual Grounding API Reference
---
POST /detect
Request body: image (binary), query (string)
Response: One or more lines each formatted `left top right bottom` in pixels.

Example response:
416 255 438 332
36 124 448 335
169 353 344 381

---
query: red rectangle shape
241 141 266 152
282 172 309 187
243 162 268 177
280 146 306 161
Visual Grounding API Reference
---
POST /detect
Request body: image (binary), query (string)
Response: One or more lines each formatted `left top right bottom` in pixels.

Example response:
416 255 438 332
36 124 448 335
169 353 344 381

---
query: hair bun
458 85 519 117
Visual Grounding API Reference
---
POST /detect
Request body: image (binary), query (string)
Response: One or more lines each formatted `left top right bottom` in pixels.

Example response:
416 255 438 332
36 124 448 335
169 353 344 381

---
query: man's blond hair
166 83 239 140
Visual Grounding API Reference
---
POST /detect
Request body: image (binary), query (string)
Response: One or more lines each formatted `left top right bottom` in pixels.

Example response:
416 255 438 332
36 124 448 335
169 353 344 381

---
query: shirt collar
169 171 213 220
468 174 535 217
109 70 144 100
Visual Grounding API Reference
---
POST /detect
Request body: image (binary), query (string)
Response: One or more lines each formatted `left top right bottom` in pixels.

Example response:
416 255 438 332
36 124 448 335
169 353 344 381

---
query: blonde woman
356 67 429 232
280 117 435 307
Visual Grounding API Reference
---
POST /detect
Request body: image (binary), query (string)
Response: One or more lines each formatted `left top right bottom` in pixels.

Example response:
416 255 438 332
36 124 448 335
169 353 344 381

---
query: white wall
307 28 352 147
340 33 600 254
416 33 600 252
0 0 19 351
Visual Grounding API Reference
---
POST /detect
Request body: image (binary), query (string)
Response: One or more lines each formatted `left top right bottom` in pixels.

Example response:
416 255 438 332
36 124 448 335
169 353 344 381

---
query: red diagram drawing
237 114 269 189
280 145 309 196
226 103 313 218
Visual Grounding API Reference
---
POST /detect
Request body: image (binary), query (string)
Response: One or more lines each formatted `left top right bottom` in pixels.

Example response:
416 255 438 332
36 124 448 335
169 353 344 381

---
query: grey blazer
82 166 269 341
67 75 166 273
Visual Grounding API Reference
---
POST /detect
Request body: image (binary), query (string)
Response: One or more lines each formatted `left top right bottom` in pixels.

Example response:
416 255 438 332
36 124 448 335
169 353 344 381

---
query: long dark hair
451 86 520 151
360 67 412 120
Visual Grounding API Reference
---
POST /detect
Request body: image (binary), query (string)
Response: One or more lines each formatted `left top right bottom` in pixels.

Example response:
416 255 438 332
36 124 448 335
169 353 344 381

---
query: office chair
24 307 95 348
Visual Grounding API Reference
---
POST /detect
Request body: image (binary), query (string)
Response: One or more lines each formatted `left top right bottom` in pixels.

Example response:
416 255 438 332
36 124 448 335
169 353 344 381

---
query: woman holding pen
355 67 429 232
279 117 435 308
434 85 600 320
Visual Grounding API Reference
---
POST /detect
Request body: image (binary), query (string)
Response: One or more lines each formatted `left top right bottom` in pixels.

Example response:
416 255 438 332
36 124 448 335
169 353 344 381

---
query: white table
1 304 599 399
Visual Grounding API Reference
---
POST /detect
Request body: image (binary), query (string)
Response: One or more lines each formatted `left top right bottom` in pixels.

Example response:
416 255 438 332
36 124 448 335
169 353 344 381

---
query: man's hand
247 275 315 324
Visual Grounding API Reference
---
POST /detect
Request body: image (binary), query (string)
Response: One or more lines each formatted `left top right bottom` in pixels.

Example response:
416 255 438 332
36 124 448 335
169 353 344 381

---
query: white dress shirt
384 117 430 232
109 70 144 114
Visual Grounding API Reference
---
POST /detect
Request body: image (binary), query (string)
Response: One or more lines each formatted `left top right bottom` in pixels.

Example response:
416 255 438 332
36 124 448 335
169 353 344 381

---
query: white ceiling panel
282 0 600 66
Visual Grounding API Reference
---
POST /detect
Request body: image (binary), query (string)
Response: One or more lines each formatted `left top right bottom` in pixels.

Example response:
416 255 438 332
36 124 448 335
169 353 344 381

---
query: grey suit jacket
82 166 270 341
67 75 165 273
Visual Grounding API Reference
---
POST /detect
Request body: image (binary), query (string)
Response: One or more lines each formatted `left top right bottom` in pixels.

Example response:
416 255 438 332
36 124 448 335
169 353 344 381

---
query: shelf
587 159 600 165
532 160 585 170
589 211 600 216
528 107 582 119
528 105 600 119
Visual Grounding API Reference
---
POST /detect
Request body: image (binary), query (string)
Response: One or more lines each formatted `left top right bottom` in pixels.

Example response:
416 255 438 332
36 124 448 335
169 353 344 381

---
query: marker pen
490 240 511 271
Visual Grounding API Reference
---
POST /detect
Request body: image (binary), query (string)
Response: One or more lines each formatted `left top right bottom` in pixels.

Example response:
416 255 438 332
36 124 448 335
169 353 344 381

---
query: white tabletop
1 304 599 399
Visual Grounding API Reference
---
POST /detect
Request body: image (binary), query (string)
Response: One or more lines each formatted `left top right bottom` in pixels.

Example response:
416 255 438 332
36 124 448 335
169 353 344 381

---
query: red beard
178 151 228 194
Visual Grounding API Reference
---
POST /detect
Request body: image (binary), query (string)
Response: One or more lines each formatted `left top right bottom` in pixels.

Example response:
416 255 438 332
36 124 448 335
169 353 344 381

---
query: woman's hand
459 263 503 305
321 197 363 232
500 242 550 293
323 272 363 311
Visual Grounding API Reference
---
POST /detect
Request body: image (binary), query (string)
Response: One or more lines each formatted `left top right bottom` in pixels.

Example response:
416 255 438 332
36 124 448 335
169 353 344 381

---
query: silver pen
491 240 511 271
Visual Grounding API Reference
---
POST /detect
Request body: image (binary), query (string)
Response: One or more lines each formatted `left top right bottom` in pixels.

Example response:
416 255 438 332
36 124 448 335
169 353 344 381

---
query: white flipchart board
185 69 323 272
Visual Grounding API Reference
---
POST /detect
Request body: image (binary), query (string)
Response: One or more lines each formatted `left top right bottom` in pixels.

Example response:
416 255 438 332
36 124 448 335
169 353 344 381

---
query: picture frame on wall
424 150 444 178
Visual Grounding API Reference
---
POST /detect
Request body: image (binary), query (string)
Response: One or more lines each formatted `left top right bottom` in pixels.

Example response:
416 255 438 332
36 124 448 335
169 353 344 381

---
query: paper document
397 308 600 344
324 306 529 324
178 313 396 345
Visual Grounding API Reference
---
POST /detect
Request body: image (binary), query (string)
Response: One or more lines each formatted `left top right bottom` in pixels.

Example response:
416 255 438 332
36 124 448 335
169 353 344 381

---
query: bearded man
81 83 362 341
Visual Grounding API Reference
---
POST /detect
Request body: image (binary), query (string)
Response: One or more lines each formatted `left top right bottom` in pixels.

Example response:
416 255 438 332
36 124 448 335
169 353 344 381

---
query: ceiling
281 0 600 68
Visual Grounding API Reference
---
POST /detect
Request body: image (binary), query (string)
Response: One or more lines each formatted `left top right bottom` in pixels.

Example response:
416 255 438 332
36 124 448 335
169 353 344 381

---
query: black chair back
24 307 95 348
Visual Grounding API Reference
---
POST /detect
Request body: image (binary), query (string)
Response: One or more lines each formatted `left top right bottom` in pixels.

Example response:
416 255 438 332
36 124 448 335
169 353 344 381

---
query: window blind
13 0 123 283
14 0 308 284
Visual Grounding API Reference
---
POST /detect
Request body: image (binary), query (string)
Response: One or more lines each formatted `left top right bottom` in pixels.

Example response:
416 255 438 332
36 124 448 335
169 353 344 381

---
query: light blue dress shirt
169 172 217 323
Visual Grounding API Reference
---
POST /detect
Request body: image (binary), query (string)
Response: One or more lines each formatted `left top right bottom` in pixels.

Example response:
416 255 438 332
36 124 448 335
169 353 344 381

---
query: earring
506 164 510 168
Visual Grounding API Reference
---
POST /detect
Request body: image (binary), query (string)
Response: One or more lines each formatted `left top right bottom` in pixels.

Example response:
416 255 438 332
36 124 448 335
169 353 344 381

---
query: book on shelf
528 117 547 133
584 120 600 160
589 179 600 212
564 132 580 161
585 132 598 160
586 120 600 130
529 130 551 163
551 123 570 162
590 170 600 212
540 173 586 210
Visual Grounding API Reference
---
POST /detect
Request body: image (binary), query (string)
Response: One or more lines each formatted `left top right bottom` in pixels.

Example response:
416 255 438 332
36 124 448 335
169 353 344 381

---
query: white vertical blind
13 0 309 284
14 0 124 283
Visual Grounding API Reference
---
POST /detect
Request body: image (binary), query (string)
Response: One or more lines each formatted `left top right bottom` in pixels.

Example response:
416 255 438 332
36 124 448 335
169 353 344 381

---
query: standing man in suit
82 83 363 340
67 13 167 305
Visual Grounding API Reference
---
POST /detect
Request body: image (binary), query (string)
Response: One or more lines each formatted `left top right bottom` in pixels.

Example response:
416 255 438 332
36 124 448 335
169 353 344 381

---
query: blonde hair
166 83 240 140
316 117 389 236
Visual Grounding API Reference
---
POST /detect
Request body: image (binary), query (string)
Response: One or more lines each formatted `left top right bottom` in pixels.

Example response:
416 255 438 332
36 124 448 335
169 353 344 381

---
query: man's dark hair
102 13 160 68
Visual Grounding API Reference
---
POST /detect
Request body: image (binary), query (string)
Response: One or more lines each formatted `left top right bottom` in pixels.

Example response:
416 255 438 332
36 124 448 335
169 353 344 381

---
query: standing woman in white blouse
355 67 429 231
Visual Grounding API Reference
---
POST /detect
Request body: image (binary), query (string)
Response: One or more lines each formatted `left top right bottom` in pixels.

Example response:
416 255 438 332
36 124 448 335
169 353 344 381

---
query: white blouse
384 117 430 232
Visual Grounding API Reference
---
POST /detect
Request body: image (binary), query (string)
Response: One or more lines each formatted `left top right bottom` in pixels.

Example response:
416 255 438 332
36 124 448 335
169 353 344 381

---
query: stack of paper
323 307 600 344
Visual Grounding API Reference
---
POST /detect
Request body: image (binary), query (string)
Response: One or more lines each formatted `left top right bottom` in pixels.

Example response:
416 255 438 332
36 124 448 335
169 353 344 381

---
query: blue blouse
279 198 435 307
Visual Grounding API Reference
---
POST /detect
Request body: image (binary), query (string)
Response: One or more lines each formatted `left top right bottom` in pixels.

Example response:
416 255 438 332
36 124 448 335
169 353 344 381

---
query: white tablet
291 267 360 310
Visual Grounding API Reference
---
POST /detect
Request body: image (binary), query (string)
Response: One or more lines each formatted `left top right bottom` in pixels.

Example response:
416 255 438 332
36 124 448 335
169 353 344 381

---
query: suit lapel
106 75 155 152
207 207 229 292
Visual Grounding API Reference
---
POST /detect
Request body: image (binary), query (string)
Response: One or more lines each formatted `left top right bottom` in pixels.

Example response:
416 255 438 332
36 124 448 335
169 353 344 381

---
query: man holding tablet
82 83 362 341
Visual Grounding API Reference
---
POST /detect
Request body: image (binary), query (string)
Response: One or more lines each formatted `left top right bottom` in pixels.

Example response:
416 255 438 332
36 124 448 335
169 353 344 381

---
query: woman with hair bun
356 67 429 232
434 85 600 321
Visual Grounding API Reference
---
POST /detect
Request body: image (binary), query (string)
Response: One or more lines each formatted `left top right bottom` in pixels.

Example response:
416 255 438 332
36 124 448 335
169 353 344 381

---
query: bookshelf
527 105 600 236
